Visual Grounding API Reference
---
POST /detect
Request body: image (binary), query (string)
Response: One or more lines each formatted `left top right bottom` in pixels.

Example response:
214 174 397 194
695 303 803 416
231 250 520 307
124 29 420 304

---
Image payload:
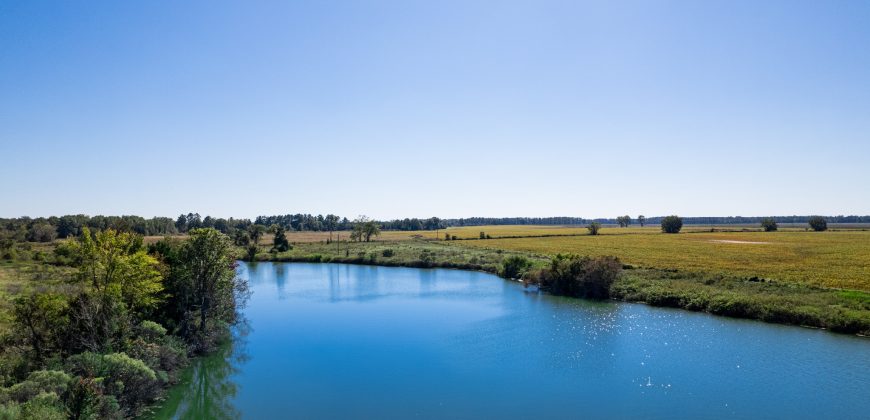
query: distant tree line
446 217 589 226
252 214 444 232
3 213 867 244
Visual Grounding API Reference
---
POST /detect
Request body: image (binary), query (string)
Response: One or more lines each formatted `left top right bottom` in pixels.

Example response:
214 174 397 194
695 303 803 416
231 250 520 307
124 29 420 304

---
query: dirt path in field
708 240 772 244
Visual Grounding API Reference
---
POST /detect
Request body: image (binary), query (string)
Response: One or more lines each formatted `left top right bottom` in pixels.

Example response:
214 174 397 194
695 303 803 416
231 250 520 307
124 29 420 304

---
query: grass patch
457 230 870 290
612 269 870 335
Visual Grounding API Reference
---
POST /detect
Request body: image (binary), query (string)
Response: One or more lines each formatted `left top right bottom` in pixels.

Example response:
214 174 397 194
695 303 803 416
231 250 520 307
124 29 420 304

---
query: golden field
456 230 870 291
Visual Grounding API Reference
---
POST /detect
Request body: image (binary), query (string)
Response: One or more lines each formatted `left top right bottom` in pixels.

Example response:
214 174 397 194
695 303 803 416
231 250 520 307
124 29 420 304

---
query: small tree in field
637 215 645 227
760 217 778 232
808 216 827 232
272 227 290 252
661 215 683 233
587 222 602 235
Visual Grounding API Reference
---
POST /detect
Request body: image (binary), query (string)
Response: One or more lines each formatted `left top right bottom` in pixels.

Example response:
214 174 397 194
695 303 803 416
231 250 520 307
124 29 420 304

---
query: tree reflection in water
149 319 251 420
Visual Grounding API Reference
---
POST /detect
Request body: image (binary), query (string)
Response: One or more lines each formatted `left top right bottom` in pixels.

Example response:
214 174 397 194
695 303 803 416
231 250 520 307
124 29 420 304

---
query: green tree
617 215 631 227
69 228 164 316
351 216 380 242
661 215 683 234
760 217 778 232
26 223 57 242
247 224 266 245
171 228 248 351
587 222 602 235
12 293 68 365
808 216 827 231
324 214 340 243
272 226 290 252
637 215 646 227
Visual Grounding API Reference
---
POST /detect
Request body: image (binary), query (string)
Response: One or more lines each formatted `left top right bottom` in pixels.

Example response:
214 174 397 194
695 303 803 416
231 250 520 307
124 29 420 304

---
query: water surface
152 262 869 419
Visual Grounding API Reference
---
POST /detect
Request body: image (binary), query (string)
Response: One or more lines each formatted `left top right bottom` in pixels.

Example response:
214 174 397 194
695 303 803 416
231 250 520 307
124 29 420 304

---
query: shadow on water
147 320 252 420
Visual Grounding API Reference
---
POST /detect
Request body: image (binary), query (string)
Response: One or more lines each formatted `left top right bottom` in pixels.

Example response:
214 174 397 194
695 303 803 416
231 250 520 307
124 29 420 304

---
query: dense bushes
524 255 622 299
500 256 532 279
760 217 778 232
808 216 827 231
661 215 683 233
0 228 247 417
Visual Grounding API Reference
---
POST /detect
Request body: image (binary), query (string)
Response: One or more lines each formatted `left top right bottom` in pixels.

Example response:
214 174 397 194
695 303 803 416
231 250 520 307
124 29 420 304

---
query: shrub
137 320 167 342
4 371 71 403
661 215 683 233
8 392 65 420
66 352 159 414
101 353 159 412
760 217 778 232
525 255 622 299
808 216 827 231
500 256 532 279
479 232 486 239
381 249 395 257
587 222 601 235
63 376 114 420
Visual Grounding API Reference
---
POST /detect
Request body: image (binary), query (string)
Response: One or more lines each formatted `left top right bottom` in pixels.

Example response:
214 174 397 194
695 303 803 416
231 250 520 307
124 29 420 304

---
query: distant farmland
146 224 870 291
456 228 870 291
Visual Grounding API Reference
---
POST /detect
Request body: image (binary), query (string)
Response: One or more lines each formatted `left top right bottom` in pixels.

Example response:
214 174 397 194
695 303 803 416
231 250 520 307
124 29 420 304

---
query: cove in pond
150 262 869 419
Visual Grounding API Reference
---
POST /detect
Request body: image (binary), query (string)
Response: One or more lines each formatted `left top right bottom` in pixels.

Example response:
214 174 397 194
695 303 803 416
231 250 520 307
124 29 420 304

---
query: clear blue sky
2 0 868 219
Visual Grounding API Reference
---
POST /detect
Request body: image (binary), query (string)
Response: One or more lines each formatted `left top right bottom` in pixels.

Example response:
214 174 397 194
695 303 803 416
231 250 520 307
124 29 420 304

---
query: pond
150 262 869 419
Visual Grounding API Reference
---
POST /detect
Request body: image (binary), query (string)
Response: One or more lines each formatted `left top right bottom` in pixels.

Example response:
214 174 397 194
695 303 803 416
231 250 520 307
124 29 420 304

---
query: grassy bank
253 240 549 273
254 240 870 336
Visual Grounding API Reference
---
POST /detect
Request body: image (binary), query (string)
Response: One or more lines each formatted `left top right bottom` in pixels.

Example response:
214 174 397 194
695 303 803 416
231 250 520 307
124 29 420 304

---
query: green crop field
457 230 870 291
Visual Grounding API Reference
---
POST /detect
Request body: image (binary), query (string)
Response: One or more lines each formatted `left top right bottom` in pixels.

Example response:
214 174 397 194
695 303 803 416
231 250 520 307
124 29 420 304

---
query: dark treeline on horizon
2 213 869 243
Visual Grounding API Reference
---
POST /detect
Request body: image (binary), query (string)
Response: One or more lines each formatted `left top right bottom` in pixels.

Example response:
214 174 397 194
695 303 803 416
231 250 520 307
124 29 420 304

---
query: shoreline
250 252 870 337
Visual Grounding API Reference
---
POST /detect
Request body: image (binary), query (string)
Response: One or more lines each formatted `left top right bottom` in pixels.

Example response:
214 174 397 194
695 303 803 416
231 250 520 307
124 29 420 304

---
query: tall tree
637 215 646 227
324 214 339 242
171 228 248 351
70 227 164 316
247 224 266 246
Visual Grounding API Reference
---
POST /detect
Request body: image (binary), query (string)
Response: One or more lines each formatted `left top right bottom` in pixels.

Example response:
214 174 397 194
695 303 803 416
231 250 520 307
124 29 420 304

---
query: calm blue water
152 262 870 419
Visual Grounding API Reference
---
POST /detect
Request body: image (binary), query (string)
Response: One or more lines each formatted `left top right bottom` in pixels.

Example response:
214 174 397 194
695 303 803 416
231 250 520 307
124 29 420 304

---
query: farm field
148 224 870 291
273 223 870 243
457 230 870 291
